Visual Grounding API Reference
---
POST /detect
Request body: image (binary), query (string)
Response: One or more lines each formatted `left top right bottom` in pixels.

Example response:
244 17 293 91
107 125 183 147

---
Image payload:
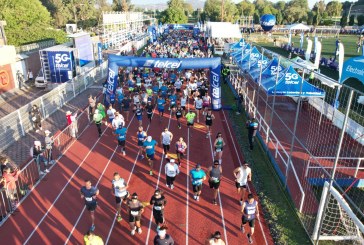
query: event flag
338 43 345 80
300 32 304 49
313 41 322 69
305 39 312 61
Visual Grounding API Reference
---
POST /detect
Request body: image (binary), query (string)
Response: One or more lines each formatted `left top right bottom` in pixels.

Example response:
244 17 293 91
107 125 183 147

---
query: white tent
284 23 310 31
206 22 242 38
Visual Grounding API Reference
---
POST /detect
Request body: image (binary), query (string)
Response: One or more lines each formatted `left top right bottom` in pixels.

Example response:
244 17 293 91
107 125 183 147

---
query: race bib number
216 148 222 152
85 197 93 202
211 177 219 183
247 209 255 215
154 206 162 211
168 170 175 176
131 210 139 216
193 179 202 185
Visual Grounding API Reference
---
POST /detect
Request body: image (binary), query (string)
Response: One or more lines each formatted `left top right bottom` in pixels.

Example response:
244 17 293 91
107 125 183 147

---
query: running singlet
157 99 165 109
165 163 179 177
176 142 186 153
112 178 127 197
127 200 143 216
150 195 166 211
80 186 98 204
216 138 223 152
146 105 153 115
195 99 203 109
244 200 257 220
137 131 147 144
133 96 140 104
186 113 196 123
236 167 251 185
181 97 187 107
115 127 127 141
161 131 172 145
174 80 182 89
210 167 221 183
135 109 142 117
206 114 212 124
190 169 206 186
144 140 157 155
175 108 183 117
169 95 177 105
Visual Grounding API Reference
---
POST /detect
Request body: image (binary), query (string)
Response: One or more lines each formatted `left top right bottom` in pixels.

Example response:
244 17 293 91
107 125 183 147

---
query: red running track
0 102 273 245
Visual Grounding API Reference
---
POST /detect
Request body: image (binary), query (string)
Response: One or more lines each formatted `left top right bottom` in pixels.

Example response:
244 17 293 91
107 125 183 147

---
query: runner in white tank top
194 96 203 123
233 162 252 205
112 172 129 222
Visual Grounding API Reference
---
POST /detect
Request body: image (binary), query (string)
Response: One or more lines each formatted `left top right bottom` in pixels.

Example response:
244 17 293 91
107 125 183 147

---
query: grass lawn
221 82 312 245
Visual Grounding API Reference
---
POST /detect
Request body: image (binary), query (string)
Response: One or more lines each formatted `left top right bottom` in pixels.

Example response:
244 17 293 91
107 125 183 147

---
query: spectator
0 156 9 174
44 130 54 164
31 141 49 175
246 118 258 151
27 69 33 83
30 105 42 132
3 166 21 210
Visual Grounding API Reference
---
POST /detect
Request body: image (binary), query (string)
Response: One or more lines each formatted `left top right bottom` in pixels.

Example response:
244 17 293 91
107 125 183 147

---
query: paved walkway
1 83 103 167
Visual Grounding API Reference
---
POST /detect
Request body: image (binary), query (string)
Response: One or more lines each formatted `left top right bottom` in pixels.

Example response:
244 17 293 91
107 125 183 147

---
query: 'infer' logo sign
107 68 116 93
143 60 182 69
211 70 220 99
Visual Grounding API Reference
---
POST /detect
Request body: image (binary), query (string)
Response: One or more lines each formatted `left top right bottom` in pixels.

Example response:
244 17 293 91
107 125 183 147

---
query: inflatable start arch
106 55 222 110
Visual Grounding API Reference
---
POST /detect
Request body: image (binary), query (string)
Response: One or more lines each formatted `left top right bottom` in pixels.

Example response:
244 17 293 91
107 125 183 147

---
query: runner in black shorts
207 160 222 205
175 104 183 129
127 193 144 235
205 109 215 138
149 189 167 230
241 194 259 244
146 101 154 123
80 180 99 231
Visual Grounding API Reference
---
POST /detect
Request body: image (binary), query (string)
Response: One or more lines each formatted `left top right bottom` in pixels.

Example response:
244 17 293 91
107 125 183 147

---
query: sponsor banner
48 51 74 83
106 56 222 110
340 56 364 84
0 64 15 92
314 36 318 54
300 32 304 49
305 39 312 61
97 42 103 64
152 26 157 42
338 43 344 79
314 41 322 69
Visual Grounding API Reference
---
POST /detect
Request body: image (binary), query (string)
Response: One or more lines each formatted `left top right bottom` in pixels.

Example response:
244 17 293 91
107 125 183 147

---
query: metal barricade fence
0 109 91 225
0 62 108 153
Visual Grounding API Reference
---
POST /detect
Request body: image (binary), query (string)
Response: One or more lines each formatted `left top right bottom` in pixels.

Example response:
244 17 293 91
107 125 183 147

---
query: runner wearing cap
207 160 222 205
160 127 173 155
143 136 158 176
233 161 252 205
106 104 116 125
207 231 225 245
112 112 125 130
112 172 129 222
189 164 206 201
150 189 167 230
127 192 144 235
83 230 104 245
165 159 179 189
122 94 132 121
175 137 187 166
153 225 174 245
241 193 259 244
80 180 99 232
168 90 177 112
137 126 147 160
115 124 127 156
214 133 226 164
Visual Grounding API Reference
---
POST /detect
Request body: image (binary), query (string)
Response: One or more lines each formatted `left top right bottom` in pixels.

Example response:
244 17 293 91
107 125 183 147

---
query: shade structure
239 47 264 71
206 22 242 38
263 66 325 97
284 23 310 31
249 56 271 80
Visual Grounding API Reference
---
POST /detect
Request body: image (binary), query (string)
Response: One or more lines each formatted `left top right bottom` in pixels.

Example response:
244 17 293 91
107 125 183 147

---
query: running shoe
117 215 122 222
239 200 243 206
240 225 245 233
206 134 209 139
45 169 50 173
123 151 126 156
166 183 169 188
247 233 253 244
139 155 144 160
212 200 217 205
170 184 174 189
137 227 142 234
196 196 200 201
178 125 181 129
39 171 45 175
149 170 153 176
90 224 95 232
131 227 136 235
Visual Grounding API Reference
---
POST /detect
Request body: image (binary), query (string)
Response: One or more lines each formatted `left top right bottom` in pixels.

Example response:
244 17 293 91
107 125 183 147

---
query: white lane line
208 133 228 245
221 109 269 245
24 125 109 245
185 127 190 245
105 106 157 244
64 115 136 244
145 110 172 244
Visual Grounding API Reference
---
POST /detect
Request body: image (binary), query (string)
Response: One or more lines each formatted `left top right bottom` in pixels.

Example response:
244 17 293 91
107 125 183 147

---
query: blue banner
193 27 200 37
340 56 364 84
106 56 222 110
152 26 157 42
48 51 74 83
97 42 102 64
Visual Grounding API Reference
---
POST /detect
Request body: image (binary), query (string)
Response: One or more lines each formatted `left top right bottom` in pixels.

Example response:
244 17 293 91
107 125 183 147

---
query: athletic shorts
147 113 153 118
242 215 255 228
109 118 114 123
196 107 202 111
215 147 223 152
86 202 97 211
176 115 182 119
209 180 220 189
136 115 142 121
206 121 212 126
118 140 126 146
153 209 164 224
176 88 181 93
181 106 186 111
187 122 194 126
176 151 184 157
170 103 176 108
158 108 164 113
192 184 202 193
124 107 130 112
147 154 155 160
203 103 210 108
129 214 141 222
115 192 129 204
137 141 144 146
190 89 196 95
235 182 247 189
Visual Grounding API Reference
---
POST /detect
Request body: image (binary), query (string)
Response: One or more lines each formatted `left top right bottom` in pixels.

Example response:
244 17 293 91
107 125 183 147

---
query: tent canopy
284 23 310 31
207 22 242 38
290 57 316 70
263 66 325 97
249 55 271 80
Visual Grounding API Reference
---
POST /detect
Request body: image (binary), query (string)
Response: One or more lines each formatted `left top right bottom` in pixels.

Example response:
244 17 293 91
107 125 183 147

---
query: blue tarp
232 44 251 60
239 47 264 71
231 38 246 49
264 66 326 97
249 56 270 81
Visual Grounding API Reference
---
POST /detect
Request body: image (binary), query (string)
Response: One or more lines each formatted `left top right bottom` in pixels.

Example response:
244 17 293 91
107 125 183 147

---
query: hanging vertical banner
338 43 345 80
288 32 292 46
334 39 340 57
314 36 318 54
305 39 313 61
300 32 304 49
97 42 103 65
152 26 157 42
314 41 322 69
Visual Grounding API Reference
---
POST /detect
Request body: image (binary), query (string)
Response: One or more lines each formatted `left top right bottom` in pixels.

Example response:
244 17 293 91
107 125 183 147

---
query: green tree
340 14 348 27
204 0 238 22
326 0 342 17
112 0 132 12
41 0 72 28
357 15 364 26
0 0 67 46
312 0 325 26
183 2 193 17
349 14 355 26
275 1 286 11
237 0 255 17
285 0 309 23
159 0 187 24
276 11 283 25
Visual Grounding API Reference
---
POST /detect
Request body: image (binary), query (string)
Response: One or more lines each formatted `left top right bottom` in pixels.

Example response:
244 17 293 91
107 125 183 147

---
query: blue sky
130 0 348 9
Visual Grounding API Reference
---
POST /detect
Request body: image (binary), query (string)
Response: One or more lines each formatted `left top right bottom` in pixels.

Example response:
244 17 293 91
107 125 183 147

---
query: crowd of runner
0 28 260 245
